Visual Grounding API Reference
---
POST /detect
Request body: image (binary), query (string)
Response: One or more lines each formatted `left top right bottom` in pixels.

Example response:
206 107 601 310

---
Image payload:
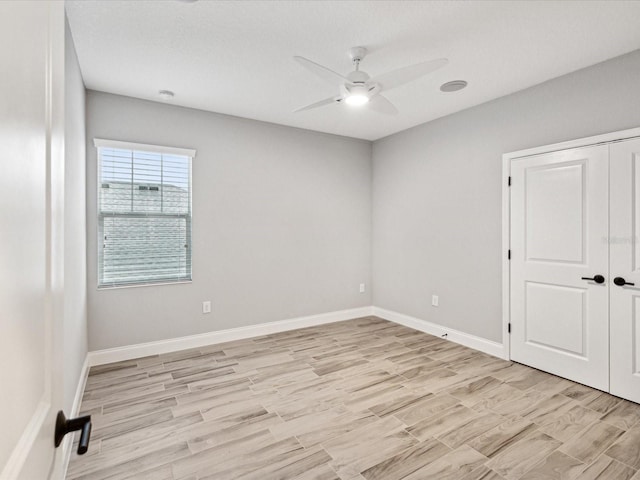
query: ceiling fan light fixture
344 85 370 106
345 93 369 106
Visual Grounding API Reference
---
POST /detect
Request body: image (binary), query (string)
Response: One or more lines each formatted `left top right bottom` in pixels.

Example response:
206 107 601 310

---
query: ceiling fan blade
294 96 339 113
367 94 398 115
371 58 448 92
294 56 350 85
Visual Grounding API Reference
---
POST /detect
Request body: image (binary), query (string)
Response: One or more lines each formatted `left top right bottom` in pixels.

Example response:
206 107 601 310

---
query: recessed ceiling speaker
440 80 468 92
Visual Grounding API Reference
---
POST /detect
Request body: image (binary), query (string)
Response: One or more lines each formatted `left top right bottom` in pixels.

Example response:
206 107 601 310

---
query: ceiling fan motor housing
347 70 370 84
348 46 368 64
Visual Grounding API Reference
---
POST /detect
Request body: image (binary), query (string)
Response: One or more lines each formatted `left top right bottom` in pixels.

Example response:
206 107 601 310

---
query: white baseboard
86 305 506 367
373 307 506 359
60 354 90 480
87 306 375 366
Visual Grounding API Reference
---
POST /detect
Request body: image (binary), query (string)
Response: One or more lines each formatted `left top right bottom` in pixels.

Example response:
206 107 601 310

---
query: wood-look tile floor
67 317 640 480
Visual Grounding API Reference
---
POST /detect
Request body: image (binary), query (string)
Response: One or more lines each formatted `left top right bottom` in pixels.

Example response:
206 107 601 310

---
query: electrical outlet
202 301 211 314
359 283 366 293
432 295 439 307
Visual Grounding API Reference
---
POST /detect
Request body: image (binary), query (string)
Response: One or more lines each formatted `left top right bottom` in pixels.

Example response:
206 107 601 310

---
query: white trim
373 307 506 359
505 126 640 160
502 153 511 361
60 355 90 480
502 126 640 363
93 138 196 157
88 307 374 366
0 400 50 480
86 305 508 368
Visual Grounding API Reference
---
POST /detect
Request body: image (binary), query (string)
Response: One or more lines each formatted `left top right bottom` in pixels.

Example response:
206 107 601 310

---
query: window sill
97 280 192 290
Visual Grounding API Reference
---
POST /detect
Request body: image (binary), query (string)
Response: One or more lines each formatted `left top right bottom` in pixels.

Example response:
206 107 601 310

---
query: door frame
501 126 640 362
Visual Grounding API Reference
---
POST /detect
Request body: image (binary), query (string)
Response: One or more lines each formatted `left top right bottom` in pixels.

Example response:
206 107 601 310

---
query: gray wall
372 49 640 343
85 49 640 351
86 92 372 350
64 18 87 411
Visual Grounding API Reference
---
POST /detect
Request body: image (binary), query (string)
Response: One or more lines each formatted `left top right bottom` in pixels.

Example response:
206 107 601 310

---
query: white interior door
0 2 65 479
510 145 609 391
610 138 640 403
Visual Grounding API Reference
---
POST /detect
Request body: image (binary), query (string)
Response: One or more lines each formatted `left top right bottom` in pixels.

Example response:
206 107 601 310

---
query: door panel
610 138 640 403
0 2 65 478
525 162 586 263
510 145 609 391
525 282 586 357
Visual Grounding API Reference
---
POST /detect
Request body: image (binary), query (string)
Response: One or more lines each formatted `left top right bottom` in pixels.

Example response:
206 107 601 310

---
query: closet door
610 138 640 403
510 145 609 391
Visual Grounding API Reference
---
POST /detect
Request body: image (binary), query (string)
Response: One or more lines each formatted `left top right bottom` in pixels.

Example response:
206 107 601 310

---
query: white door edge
0 401 50 480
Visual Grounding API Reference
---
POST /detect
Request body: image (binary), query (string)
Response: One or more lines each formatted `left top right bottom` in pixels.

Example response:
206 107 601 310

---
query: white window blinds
95 139 194 287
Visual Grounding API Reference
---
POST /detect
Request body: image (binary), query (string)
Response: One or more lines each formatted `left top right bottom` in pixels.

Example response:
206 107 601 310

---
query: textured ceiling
65 1 640 141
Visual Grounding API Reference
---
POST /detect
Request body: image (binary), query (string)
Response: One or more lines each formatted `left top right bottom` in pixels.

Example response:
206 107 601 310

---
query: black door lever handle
54 410 92 455
581 275 605 284
614 277 635 287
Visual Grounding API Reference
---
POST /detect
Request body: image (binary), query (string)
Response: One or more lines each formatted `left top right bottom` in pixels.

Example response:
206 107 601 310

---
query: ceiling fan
293 47 448 115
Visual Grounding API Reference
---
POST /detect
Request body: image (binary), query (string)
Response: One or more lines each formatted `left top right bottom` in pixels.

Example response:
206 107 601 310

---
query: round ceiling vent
440 80 468 92
159 90 175 100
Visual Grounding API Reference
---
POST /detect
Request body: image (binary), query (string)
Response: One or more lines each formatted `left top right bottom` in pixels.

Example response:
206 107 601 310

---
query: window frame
94 138 196 289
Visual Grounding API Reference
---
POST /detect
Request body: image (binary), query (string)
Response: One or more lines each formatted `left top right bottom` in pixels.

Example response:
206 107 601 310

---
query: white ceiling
65 0 640 141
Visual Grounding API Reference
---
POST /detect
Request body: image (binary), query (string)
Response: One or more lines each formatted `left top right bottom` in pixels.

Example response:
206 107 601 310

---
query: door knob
581 275 605 284
614 277 635 287
54 410 92 455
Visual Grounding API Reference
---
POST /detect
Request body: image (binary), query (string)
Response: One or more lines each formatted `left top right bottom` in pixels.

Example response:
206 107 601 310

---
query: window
95 139 195 287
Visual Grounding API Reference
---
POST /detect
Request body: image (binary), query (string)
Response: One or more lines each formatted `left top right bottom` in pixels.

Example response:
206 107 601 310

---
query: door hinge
508 176 511 186
508 323 511 334
508 249 511 260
